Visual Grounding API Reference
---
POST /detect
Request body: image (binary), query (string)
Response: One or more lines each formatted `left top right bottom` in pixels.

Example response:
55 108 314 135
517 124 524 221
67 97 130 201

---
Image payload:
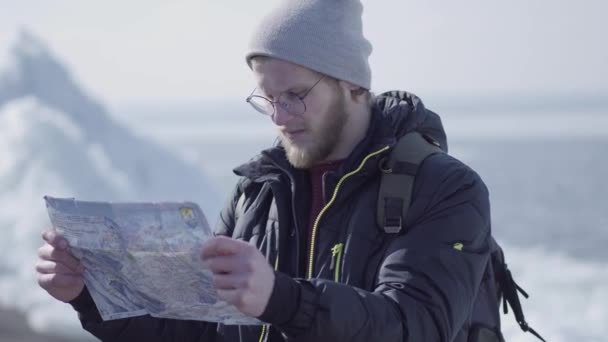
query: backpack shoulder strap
377 131 444 234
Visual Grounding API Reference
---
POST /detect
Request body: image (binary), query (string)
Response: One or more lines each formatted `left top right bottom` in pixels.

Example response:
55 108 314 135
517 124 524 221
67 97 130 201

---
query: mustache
278 126 308 134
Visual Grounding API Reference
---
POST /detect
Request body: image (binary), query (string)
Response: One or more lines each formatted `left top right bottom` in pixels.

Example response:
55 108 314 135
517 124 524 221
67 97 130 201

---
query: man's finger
201 236 248 259
42 230 68 250
204 254 251 274
216 288 246 308
212 273 248 290
37 243 53 260
36 260 84 275
37 273 83 289
37 244 81 271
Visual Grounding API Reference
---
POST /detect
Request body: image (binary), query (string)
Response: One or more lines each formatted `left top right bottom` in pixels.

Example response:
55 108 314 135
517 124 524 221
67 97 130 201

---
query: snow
0 31 220 337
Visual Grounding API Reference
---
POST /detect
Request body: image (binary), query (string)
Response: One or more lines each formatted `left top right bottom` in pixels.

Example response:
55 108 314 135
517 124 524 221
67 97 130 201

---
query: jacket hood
235 91 448 180
371 90 447 152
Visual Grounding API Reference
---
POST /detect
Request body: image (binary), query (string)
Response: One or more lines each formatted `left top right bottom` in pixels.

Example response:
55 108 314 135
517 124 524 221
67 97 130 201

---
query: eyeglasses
246 76 325 116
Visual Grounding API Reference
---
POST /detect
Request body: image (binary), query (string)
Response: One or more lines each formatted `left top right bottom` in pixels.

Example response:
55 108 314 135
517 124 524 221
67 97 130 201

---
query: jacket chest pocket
318 191 389 289
324 212 388 289
340 232 389 290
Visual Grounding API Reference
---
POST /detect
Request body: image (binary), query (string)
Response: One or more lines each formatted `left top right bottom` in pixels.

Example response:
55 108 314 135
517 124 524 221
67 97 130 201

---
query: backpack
377 131 545 342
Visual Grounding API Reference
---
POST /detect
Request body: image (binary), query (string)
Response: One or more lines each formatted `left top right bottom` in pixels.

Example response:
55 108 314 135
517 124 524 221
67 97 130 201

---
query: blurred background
0 1 606 341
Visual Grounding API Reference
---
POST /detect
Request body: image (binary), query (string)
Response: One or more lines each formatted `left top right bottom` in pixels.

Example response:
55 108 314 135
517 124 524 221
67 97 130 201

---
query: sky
0 0 607 108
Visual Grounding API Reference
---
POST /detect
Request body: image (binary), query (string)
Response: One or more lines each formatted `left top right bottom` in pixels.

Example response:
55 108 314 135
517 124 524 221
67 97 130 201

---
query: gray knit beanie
246 0 373 89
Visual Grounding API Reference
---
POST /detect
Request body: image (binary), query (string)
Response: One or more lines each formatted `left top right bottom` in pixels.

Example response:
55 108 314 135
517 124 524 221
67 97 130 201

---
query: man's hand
201 236 275 317
36 230 85 303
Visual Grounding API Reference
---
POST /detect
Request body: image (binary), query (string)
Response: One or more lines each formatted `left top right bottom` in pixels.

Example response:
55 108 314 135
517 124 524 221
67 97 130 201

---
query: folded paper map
44 196 260 325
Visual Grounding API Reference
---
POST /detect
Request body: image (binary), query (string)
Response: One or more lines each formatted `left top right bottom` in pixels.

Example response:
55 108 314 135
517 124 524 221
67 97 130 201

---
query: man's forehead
252 57 319 92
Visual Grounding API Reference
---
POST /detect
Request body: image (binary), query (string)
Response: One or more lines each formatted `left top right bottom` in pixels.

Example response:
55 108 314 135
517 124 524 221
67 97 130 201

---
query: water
452 140 608 262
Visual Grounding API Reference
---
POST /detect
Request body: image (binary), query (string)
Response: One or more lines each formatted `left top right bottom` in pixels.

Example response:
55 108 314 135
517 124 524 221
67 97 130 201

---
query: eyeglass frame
245 75 326 116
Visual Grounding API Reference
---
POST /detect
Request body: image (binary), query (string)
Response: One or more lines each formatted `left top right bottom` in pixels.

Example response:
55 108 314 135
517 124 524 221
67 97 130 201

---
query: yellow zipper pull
329 243 344 282
332 243 344 256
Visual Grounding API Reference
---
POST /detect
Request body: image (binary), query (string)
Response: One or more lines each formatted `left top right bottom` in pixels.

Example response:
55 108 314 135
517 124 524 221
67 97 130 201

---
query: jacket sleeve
69 288 217 342
259 155 492 341
68 182 247 341
214 178 246 237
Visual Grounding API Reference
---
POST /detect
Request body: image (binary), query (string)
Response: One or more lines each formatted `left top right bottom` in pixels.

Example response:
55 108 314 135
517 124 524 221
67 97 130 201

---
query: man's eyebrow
259 84 308 97
283 87 307 97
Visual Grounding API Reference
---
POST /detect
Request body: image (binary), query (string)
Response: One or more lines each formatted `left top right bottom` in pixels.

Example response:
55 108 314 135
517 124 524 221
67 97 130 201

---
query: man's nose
271 105 294 126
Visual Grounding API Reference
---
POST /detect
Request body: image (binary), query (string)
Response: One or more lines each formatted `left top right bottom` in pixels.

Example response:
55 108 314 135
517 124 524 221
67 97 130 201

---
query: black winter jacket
70 91 497 342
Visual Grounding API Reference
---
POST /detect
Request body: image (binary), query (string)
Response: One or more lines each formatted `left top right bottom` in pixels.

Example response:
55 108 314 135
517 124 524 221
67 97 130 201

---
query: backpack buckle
383 216 402 234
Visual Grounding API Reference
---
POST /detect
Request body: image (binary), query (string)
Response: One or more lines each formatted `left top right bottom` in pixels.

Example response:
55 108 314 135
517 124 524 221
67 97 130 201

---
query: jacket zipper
306 146 390 279
329 243 344 282
258 249 281 342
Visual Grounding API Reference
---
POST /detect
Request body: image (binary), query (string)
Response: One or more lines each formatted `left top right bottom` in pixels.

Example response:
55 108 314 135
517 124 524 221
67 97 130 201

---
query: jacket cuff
259 272 320 336
258 271 300 324
69 287 95 312
68 287 103 322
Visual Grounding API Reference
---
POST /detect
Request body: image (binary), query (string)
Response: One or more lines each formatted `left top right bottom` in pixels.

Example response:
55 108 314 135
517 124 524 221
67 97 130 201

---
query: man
36 0 502 341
